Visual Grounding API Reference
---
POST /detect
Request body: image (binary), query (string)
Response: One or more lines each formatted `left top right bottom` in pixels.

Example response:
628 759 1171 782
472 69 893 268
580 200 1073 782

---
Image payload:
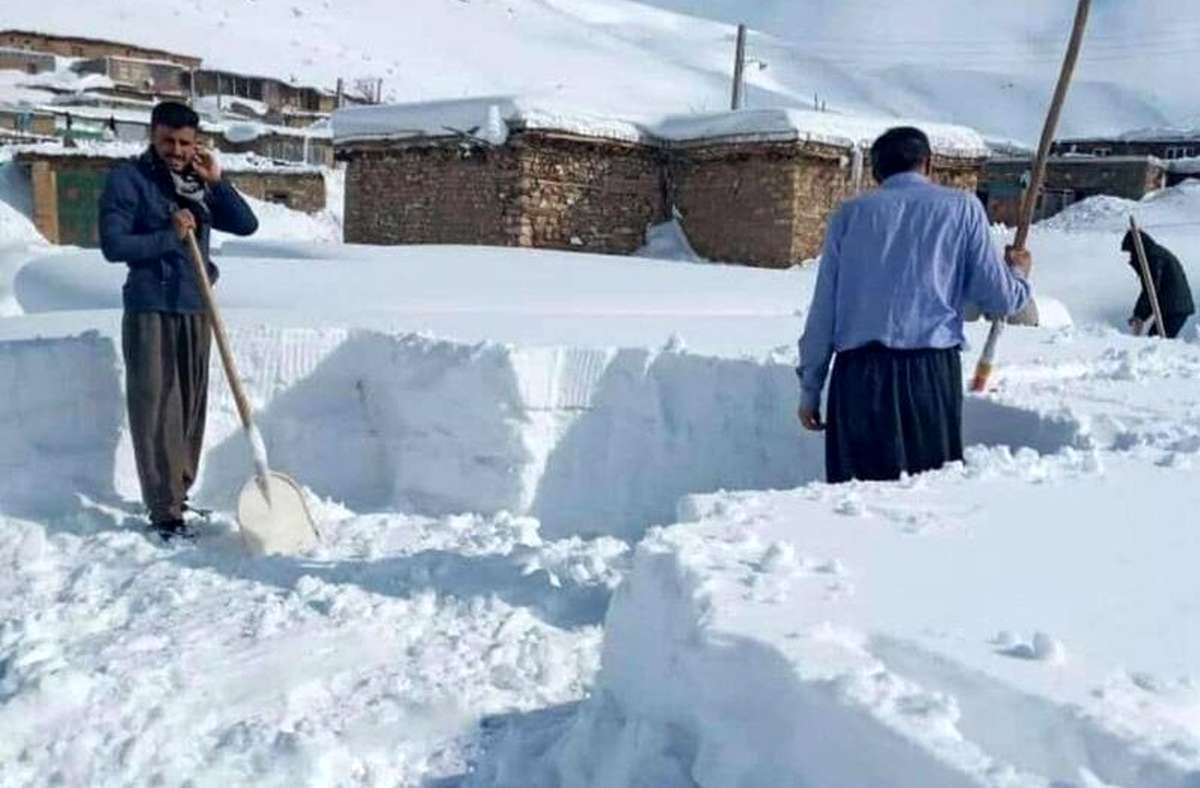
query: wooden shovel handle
184 230 255 431
970 0 1092 393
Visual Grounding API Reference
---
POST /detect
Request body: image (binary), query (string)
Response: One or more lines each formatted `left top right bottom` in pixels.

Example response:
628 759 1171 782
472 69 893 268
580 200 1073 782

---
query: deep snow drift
3 171 1200 787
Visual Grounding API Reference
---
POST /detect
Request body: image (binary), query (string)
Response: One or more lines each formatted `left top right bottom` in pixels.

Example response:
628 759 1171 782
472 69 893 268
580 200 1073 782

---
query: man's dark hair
870 126 932 182
150 101 200 130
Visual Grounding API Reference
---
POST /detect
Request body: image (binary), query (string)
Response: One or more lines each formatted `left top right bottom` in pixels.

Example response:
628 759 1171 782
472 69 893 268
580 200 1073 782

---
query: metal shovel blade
236 471 319 555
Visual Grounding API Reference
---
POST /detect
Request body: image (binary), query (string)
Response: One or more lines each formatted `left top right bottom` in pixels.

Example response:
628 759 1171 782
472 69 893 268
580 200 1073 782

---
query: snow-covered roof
1060 127 1200 144
333 96 645 147
989 154 1165 167
653 108 988 157
1168 157 1200 175
10 140 323 173
332 97 988 158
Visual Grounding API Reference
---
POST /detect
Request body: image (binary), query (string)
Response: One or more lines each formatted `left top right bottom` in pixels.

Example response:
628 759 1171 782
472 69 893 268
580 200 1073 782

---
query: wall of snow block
193 328 818 540
0 332 124 517
0 328 1078 536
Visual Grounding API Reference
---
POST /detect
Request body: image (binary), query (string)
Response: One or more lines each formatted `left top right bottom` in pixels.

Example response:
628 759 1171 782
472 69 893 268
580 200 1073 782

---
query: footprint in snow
993 630 1066 664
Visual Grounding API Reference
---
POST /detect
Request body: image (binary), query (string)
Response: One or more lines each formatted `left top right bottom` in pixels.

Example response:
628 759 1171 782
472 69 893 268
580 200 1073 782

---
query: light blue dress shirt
797 171 1031 412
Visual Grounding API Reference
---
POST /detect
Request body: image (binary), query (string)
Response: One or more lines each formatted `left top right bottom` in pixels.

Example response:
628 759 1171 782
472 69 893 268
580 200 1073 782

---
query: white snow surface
2 0 1194 145
334 99 988 157
4 17 1200 778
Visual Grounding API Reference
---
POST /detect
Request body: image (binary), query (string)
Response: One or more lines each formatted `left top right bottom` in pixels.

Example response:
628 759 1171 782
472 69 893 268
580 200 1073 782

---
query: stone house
658 114 985 265
1053 134 1200 162
14 146 325 246
0 105 57 139
72 56 187 97
981 155 1166 225
0 46 56 75
186 70 338 115
0 30 199 69
334 100 988 267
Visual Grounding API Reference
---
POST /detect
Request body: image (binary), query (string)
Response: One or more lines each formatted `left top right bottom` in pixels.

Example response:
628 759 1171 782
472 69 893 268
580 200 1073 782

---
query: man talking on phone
99 100 258 540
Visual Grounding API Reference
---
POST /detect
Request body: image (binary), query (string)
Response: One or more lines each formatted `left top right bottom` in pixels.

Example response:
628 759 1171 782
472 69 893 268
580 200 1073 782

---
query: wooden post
731 24 747 110
970 0 1091 393
1129 216 1167 339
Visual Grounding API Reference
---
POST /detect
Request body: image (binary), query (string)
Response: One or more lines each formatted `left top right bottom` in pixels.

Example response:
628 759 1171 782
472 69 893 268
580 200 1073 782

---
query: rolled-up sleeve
797 209 843 412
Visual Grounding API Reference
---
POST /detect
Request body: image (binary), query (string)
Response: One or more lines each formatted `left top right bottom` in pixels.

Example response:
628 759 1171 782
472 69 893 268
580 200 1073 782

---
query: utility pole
730 24 747 110
336 78 344 109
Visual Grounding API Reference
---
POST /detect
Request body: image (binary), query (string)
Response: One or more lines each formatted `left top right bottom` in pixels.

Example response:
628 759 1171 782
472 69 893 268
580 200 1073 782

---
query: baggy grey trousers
122 311 212 523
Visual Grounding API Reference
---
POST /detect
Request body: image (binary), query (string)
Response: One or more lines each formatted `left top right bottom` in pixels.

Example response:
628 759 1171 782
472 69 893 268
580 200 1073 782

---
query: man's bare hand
192 146 222 184
798 406 825 432
172 209 196 240
1005 245 1032 277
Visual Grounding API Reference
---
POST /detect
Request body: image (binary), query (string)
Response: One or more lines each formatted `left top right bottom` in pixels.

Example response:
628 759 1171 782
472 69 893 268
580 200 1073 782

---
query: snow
530 444 1200 787
4 2 1200 784
334 99 988 158
655 107 989 157
4 0 1193 146
3 202 1200 784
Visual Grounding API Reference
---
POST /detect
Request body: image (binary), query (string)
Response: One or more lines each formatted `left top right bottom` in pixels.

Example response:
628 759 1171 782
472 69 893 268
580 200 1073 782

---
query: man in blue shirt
100 101 259 539
797 126 1032 483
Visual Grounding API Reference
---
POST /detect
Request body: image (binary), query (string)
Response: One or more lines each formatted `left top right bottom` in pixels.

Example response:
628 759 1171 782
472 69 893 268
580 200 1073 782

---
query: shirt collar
882 171 931 188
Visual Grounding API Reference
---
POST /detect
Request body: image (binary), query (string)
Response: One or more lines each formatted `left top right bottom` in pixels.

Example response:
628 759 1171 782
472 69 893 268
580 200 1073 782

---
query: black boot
148 518 195 542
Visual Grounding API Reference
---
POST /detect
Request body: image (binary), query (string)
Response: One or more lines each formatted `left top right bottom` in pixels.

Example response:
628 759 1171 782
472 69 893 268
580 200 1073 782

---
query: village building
657 112 986 265
0 46 56 75
71 56 187 97
186 69 339 115
981 155 1166 225
13 144 326 246
1053 132 1200 162
334 100 989 267
0 104 57 142
0 30 199 70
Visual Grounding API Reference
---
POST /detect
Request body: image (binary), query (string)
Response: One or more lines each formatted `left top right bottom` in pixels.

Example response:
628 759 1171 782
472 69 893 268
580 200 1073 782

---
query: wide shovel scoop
185 231 319 555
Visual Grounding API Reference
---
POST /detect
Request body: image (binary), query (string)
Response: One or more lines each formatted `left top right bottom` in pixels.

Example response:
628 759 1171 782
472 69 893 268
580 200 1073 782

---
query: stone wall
512 132 665 253
342 132 666 253
340 131 985 266
344 141 522 246
226 171 326 214
667 141 850 267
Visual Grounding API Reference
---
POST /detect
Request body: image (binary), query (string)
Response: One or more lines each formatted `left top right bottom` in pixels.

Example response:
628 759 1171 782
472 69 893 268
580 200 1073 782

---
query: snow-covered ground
3 169 1200 783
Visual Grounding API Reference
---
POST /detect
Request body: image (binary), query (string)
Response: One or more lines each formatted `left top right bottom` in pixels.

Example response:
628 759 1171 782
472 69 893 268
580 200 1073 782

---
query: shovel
184 230 319 554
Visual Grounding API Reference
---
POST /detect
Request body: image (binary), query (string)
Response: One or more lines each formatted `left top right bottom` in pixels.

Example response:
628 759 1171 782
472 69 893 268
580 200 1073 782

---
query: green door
57 168 108 247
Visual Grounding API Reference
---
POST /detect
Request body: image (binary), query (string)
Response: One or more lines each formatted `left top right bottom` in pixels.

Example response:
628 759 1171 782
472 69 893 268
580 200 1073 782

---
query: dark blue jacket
99 149 258 313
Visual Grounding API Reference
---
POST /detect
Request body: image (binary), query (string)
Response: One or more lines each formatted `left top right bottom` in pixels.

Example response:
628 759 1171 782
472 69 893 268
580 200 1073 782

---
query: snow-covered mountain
5 0 1194 143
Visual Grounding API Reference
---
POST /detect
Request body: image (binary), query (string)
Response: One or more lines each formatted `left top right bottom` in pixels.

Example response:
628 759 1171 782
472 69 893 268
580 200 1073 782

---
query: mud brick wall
343 142 522 246
512 132 666 253
342 133 666 252
341 131 984 266
226 171 326 214
668 141 854 267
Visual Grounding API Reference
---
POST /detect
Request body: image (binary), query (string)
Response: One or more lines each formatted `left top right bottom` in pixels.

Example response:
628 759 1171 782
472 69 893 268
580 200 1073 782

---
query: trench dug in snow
0 326 1083 537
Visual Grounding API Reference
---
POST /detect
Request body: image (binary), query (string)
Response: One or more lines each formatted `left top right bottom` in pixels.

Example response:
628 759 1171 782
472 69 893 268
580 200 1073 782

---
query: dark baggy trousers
826 343 963 484
122 311 212 523
1150 313 1190 339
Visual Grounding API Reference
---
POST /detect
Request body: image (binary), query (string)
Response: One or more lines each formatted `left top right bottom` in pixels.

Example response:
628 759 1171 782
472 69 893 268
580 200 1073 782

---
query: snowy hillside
5 0 1196 143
